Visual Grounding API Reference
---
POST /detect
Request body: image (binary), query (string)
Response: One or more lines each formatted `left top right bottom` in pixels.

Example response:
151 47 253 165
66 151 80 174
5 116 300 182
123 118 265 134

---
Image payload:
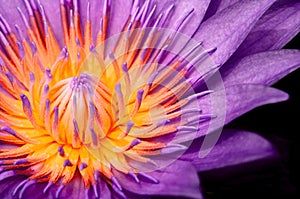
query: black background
201 34 300 198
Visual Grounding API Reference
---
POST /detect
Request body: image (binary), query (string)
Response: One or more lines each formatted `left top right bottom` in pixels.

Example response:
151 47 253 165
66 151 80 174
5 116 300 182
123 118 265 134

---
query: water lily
0 0 299 199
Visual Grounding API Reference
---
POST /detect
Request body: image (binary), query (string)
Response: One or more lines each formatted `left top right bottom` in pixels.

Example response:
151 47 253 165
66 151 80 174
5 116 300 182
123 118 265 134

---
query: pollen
0 0 215 198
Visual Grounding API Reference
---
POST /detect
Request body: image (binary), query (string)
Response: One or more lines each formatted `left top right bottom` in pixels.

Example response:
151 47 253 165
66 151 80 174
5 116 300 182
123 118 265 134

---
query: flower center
0 0 216 198
51 73 104 148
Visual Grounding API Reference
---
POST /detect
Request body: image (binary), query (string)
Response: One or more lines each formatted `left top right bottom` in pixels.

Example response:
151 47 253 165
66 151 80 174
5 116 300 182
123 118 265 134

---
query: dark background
201 34 300 198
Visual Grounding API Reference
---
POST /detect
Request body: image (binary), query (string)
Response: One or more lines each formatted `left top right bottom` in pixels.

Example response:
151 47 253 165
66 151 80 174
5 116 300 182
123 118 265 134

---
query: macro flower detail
0 0 300 199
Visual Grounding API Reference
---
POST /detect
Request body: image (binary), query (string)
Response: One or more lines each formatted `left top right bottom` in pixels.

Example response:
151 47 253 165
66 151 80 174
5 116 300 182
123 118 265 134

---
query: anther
0 31 9 46
72 0 79 14
111 176 122 191
156 118 170 127
128 171 140 183
92 183 99 198
55 184 65 199
94 170 100 182
112 185 127 199
20 94 33 118
79 163 88 170
58 146 65 156
69 9 75 27
115 83 125 118
30 0 37 10
43 84 49 95
138 172 159 184
52 106 59 140
90 127 98 147
186 90 214 101
154 45 169 63
174 8 194 32
31 41 37 55
199 114 217 120
5 72 14 85
140 0 151 24
178 42 202 62
63 159 72 167
143 4 156 27
161 143 187 154
132 90 144 116
39 5 49 36
176 126 198 131
43 181 53 194
87 1 91 22
0 15 12 33
109 51 120 78
13 179 29 196
140 46 148 61
207 47 217 55
0 171 15 183
126 138 141 150
160 3 175 27
99 18 103 34
23 0 34 16
0 20 7 34
45 68 52 79
118 121 134 139
103 0 111 17
121 62 128 73
73 119 79 137
19 180 36 199
15 25 25 41
1 126 17 137
131 6 140 23
17 7 30 29
14 158 29 165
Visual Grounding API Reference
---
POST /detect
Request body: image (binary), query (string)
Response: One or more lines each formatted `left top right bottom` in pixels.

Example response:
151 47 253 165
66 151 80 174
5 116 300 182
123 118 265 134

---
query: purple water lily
0 0 299 199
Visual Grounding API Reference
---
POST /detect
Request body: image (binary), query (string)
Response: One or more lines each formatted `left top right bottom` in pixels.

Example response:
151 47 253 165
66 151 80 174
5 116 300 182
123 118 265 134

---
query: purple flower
0 0 299 199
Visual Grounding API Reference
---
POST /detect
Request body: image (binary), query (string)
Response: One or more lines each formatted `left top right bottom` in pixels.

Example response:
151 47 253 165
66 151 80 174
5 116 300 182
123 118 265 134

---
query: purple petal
220 50 300 87
0 1 28 34
203 0 239 20
193 0 276 65
153 84 289 144
0 141 19 150
53 177 86 199
46 0 132 44
112 160 202 199
19 181 48 199
111 191 152 199
0 0 132 46
147 0 210 68
195 84 288 138
57 176 111 199
0 173 112 199
35 1 61 43
0 0 62 45
181 129 277 171
0 174 22 198
105 0 132 38
77 0 104 41
0 174 46 199
233 0 300 58
154 0 210 37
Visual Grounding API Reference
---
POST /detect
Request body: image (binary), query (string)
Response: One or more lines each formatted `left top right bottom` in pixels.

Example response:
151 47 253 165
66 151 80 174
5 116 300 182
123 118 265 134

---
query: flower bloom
0 0 300 199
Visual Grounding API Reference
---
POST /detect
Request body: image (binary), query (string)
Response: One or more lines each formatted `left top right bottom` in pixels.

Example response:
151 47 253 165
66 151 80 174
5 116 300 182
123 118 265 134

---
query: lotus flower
0 0 299 198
